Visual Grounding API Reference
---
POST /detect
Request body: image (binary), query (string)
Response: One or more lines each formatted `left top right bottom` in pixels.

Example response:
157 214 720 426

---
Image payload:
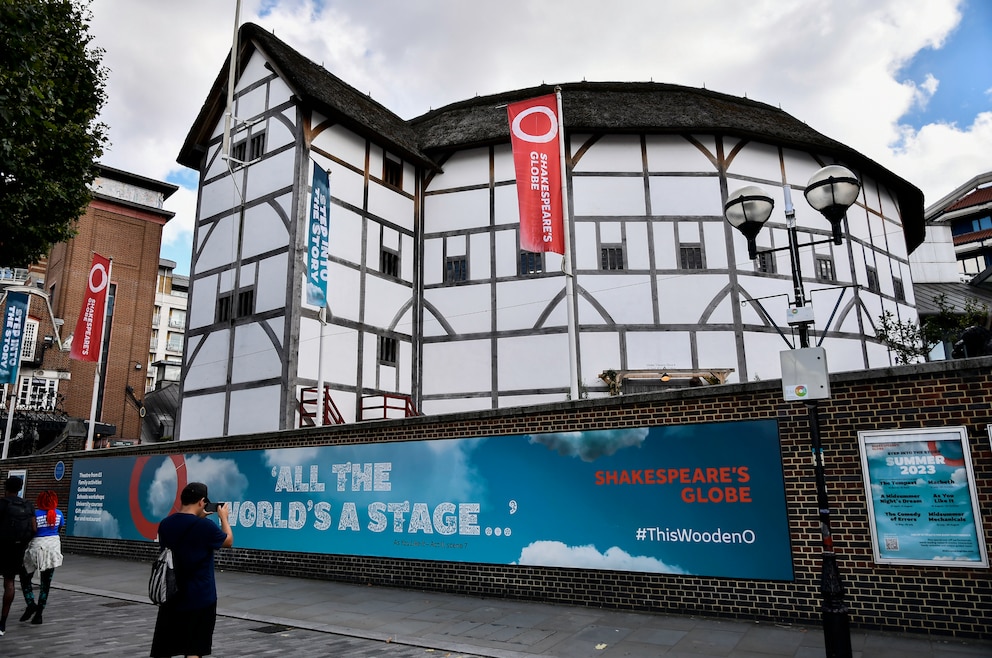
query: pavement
0 553 989 657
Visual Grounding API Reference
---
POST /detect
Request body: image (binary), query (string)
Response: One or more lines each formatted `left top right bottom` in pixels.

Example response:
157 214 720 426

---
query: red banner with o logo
70 253 111 362
508 94 565 254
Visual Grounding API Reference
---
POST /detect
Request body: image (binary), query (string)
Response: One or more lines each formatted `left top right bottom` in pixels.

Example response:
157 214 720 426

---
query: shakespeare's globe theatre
176 24 924 438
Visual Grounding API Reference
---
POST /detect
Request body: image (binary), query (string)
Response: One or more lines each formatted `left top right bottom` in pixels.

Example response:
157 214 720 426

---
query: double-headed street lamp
724 164 861 658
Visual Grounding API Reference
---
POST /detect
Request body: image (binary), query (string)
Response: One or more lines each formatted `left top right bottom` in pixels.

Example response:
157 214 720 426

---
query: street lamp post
122 360 143 441
724 165 860 658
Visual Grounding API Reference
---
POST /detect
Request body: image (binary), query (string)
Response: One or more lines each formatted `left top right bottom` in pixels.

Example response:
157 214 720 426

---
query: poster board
858 427 988 567
68 420 795 580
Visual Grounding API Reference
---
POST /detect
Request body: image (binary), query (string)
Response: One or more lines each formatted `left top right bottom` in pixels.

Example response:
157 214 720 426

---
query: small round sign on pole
54 460 65 481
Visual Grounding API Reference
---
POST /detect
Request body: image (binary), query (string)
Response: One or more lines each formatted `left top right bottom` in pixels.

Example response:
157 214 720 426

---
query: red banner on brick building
70 253 111 362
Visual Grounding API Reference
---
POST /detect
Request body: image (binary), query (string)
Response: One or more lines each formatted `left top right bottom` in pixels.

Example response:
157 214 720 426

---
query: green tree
0 0 108 266
875 294 989 364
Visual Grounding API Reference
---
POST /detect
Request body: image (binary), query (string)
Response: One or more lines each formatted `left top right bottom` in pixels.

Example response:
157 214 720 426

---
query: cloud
516 540 685 574
529 428 648 461
74 510 121 539
147 454 250 517
88 0 987 241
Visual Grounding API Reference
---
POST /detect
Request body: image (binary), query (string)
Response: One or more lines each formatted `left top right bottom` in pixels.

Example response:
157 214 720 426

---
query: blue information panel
859 427 988 567
69 420 794 580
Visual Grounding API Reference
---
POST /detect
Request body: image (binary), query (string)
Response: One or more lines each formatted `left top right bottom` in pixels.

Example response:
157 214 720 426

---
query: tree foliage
875 294 989 364
0 0 108 266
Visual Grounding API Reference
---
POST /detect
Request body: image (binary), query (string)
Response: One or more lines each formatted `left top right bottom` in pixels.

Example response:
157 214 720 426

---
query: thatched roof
177 23 925 252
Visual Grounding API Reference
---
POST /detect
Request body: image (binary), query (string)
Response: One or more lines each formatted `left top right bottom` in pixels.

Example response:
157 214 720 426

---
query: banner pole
85 257 113 450
2 385 15 460
556 88 580 400
316 305 326 426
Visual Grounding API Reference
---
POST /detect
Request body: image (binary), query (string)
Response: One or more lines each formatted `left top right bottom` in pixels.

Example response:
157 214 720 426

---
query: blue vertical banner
0 292 29 385
66 420 795 580
306 163 330 306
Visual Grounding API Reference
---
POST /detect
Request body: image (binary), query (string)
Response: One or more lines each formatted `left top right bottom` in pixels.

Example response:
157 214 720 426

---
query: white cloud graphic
147 454 249 517
75 510 121 539
516 540 685 574
529 428 648 462
263 447 322 468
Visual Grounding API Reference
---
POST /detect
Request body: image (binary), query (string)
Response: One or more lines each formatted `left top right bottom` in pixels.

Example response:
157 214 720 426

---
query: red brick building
2 165 176 451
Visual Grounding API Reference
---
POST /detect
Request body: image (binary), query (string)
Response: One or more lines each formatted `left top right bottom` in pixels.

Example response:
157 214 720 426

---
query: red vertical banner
508 94 565 254
70 253 111 362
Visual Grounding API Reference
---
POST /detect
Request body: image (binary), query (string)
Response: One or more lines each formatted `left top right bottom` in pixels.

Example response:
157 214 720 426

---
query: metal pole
784 184 851 656
807 400 852 657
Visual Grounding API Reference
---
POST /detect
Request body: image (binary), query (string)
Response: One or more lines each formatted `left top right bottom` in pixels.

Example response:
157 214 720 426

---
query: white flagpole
222 0 242 160
85 257 113 451
2 384 16 460
316 305 326 426
556 87 580 400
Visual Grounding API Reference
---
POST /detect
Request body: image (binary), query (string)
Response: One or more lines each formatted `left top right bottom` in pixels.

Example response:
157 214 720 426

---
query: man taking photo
150 482 233 658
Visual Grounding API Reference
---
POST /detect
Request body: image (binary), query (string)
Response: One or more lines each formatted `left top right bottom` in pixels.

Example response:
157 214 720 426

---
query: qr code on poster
884 536 899 551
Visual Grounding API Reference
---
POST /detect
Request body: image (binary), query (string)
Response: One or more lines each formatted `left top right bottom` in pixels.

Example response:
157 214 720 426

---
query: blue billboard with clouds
69 420 794 580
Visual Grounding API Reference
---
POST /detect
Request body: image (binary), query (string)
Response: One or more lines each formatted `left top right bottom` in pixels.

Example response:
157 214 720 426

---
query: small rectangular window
216 294 233 323
519 251 544 275
248 132 265 161
383 158 402 189
866 267 879 293
445 257 468 283
680 245 704 270
230 140 247 164
756 251 776 274
601 246 624 271
20 320 38 362
381 249 400 278
237 288 255 317
893 278 906 303
378 336 397 365
816 257 836 282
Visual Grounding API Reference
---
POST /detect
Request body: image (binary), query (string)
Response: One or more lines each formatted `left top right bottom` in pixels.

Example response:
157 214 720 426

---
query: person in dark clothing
0 475 36 637
150 482 233 658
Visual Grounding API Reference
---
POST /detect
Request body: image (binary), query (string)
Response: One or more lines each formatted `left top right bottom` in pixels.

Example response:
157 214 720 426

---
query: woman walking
18 490 64 624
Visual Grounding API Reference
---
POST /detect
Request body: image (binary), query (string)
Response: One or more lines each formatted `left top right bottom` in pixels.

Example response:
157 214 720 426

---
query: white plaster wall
910 224 959 283
324 263 361 319
424 188 490 233
582 274 654 324
577 331 622 383
255 254 289 313
653 222 678 269
196 216 239 272
572 135 643 172
495 278 566 331
625 222 650 269
703 221 729 269
572 177 645 216
470 233 492 279
179 393 226 440
496 334 570 390
227 385 281 435
645 135 717 172
199 177 242 220
188 275 217 330
242 198 290 259
623 331 693 370
363 276 414 330
494 183 519 228
425 284 492 335
368 183 415 232
657 275 734 324
313 123 366 171
183 330 231 390
246 148 295 200
327 205 363 264
428 148 490 191
422 339 493 393
422 397 494 415
231 322 282 384
649 176 723 216
725 140 779 182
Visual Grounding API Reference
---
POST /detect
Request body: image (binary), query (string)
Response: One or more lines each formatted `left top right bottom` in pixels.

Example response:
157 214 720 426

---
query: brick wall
8 357 991 640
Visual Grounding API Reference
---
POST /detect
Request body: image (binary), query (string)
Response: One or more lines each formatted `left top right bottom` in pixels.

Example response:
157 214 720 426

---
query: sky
86 0 992 276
